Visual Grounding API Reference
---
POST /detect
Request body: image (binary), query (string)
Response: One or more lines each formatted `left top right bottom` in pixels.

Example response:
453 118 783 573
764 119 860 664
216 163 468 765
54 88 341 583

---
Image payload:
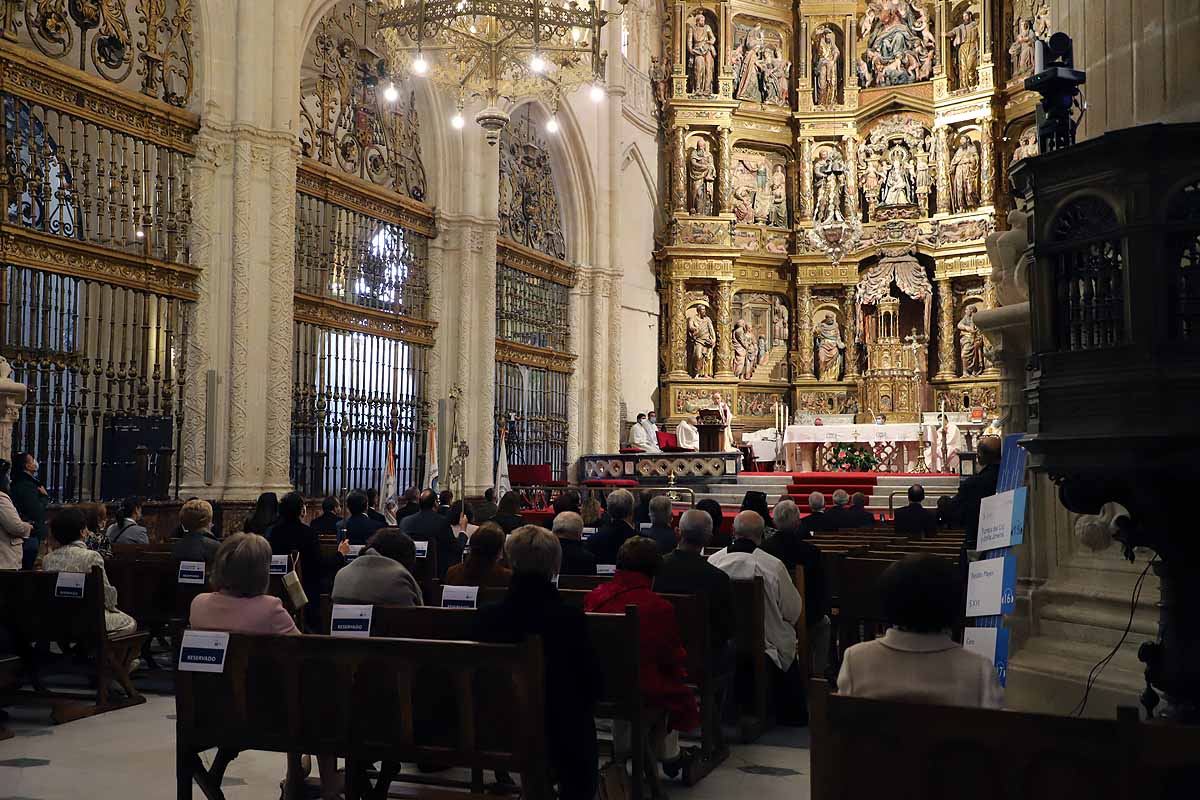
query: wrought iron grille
294 192 428 318
1050 197 1125 352
1168 181 1200 340
496 264 569 351
2 265 189 501
494 361 568 481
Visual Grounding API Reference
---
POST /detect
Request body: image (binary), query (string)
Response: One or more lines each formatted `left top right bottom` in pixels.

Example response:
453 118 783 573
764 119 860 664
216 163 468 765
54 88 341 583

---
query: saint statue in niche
814 148 847 223
815 312 846 381
880 144 916 206
732 23 766 101
949 9 979 89
1009 17 1037 76
688 13 718 95
958 303 986 376
948 136 981 213
857 0 936 88
732 319 754 379
768 165 788 227
813 27 841 107
687 305 716 378
687 140 716 215
772 296 789 343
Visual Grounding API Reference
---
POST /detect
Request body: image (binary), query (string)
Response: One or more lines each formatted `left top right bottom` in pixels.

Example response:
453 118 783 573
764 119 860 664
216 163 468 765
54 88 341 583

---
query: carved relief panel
730 147 788 228
856 1 937 89
731 292 789 382
730 17 790 109
1006 0 1051 84
857 113 935 221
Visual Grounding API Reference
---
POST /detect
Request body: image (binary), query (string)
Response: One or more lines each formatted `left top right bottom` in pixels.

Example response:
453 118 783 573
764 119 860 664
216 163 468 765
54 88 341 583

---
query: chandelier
377 0 625 144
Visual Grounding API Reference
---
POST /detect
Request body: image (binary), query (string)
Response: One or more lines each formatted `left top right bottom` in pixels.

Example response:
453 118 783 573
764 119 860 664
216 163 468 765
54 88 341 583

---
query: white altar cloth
784 423 922 444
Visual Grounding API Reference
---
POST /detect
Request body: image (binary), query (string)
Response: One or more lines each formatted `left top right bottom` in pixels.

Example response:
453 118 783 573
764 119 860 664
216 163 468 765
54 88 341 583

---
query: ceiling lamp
377 0 624 144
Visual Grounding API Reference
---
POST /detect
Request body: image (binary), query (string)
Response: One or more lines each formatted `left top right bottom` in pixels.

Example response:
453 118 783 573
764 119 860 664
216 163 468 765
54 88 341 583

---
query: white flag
494 429 511 500
381 439 397 504
424 423 439 492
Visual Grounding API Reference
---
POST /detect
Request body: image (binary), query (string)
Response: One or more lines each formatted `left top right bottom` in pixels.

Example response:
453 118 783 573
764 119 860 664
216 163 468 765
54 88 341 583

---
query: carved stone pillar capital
714 278 736 379
934 276 957 379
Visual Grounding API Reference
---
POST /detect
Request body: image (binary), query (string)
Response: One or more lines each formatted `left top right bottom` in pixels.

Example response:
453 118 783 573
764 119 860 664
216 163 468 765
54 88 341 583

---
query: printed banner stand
965 555 1017 618
178 560 206 585
964 626 1011 687
596 564 616 576
330 605 373 638
414 541 429 559
441 585 479 609
977 487 1028 551
269 554 290 576
54 571 86 598
178 630 230 673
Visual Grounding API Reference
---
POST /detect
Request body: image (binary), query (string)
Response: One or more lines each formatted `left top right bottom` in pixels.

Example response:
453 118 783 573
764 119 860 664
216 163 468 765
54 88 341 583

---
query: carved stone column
668 277 689 377
978 116 995 207
799 137 814 221
717 126 732 214
934 277 957 379
714 279 735 378
796 284 814 378
0 356 26 460
842 135 859 221
935 126 951 214
672 127 687 213
843 285 860 378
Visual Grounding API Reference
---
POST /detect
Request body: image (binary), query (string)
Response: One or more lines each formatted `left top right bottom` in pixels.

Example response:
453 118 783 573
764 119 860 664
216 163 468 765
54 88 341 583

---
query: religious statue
687 305 716 377
957 303 986 376
814 148 847 222
1009 17 1037 77
857 0 937 89
732 185 755 224
688 13 717 96
687 140 716 215
949 9 979 90
772 296 789 343
915 135 932 200
732 319 753 379
815 312 846 381
761 48 790 107
732 24 766 101
649 56 670 116
880 144 916 206
768 164 788 227
743 323 759 377
813 27 841 107
949 137 980 213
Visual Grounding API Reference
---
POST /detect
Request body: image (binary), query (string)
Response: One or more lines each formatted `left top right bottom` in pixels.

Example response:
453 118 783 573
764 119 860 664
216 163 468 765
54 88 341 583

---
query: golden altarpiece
655 0 1049 431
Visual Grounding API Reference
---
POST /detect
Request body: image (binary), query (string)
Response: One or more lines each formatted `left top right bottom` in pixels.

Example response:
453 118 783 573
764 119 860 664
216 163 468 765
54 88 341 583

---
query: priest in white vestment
629 413 661 452
924 415 962 472
676 416 700 451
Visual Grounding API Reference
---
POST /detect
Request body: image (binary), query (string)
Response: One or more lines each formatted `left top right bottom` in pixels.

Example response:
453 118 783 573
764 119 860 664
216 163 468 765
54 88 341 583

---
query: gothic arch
621 141 658 208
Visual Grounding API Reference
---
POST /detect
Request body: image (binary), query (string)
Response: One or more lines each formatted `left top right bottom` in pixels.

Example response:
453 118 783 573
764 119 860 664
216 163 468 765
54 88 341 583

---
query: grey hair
808 491 826 512
552 511 584 539
211 533 271 597
505 525 562 578
773 499 801 533
851 491 868 508
832 489 849 507
649 495 674 525
607 489 635 521
732 510 766 544
678 509 713 546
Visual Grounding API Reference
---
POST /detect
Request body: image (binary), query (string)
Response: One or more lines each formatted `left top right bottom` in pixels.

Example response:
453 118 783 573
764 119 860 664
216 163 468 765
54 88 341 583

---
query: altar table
783 423 924 472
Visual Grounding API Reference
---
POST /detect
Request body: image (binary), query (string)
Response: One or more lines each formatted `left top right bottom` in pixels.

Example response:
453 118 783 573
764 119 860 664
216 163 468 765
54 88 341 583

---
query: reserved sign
55 571 86 598
178 630 230 673
330 605 372 638
269 554 290 575
414 541 429 558
441 585 479 609
596 564 616 576
178 561 206 585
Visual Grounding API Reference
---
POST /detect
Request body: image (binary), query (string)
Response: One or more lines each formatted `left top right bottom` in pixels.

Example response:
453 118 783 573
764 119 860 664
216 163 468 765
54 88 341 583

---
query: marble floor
0 693 811 800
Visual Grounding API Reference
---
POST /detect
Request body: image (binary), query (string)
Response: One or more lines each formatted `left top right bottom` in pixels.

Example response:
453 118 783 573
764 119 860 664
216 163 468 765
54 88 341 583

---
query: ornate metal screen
0 25 197 502
1049 197 1126 352
496 263 569 351
494 361 569 481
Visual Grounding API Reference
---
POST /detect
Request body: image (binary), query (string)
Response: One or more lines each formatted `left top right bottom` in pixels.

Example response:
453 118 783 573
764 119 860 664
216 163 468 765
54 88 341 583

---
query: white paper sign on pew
582 528 597 541
964 626 1011 687
269 554 290 576
178 630 230 673
54 571 86 598
414 541 429 559
977 487 1028 551
330 605 373 638
596 564 616 576
178 560 206 585
441 585 479 609
639 523 652 532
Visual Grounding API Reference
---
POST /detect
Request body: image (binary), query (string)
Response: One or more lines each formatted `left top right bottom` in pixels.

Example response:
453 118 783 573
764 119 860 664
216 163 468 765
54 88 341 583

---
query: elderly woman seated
42 507 135 634
837 554 1003 709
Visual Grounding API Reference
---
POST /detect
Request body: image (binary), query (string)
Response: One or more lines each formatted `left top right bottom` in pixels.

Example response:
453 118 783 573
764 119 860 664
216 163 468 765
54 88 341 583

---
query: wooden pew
0 568 148 723
728 576 769 742
808 679 1200 800
0 656 20 740
175 632 553 800
106 556 210 666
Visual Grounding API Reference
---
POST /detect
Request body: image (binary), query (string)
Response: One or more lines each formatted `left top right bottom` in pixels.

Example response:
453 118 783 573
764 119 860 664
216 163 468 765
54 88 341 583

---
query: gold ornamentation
293 292 437 346
494 339 577 374
499 112 567 261
497 240 577 287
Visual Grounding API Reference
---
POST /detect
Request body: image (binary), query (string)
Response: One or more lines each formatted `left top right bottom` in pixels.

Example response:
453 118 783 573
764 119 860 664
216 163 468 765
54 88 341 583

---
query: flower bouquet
831 443 879 472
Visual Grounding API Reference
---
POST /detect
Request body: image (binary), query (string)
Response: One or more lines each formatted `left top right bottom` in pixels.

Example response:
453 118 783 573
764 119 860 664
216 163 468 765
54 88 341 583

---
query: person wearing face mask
9 452 48 569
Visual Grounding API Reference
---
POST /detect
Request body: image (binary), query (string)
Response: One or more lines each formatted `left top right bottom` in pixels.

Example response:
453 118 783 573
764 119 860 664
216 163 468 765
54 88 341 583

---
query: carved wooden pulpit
696 408 725 452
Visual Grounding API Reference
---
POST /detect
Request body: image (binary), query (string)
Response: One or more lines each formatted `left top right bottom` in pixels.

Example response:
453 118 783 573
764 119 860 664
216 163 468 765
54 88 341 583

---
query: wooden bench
0 655 20 739
106 556 210 666
176 632 551 800
808 679 1200 800
0 568 148 723
727 576 769 742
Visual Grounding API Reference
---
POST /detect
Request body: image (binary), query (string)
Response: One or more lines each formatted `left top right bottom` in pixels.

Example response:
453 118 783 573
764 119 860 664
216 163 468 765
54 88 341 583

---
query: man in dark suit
842 492 877 528
800 491 836 536
642 495 678 554
655 509 734 647
393 487 420 524
893 484 937 539
552 511 597 575
365 488 388 524
339 491 385 546
586 488 637 565
401 489 461 579
952 435 1002 549
474 488 499 524
763 499 831 675
825 490 852 528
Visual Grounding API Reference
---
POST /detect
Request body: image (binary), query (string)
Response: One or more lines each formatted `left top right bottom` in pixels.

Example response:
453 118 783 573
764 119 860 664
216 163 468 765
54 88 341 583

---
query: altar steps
692 471 961 514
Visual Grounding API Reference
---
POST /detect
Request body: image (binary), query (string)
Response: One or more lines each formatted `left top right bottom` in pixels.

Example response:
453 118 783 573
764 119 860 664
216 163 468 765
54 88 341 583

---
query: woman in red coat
584 536 700 775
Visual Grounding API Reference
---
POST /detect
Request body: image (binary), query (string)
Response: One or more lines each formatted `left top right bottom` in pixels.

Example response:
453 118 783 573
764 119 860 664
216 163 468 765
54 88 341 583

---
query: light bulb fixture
135 229 145 239
530 53 546 73
383 82 399 102
451 111 465 129
545 116 559 134
590 83 604 102
412 54 428 75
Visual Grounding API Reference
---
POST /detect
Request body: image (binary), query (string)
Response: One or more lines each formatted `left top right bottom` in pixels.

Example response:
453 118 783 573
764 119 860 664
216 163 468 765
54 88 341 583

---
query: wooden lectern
696 408 724 453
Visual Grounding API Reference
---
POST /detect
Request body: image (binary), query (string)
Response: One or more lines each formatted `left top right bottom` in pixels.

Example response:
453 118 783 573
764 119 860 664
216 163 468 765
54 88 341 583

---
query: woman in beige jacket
0 459 32 570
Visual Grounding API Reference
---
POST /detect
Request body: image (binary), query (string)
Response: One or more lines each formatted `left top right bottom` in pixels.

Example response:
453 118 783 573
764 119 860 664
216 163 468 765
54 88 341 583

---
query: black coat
267 518 323 592
8 471 47 541
643 522 678 555
654 549 734 644
171 530 221 565
763 528 831 626
827 506 876 529
894 503 937 539
340 513 384 546
800 510 836 536
474 574 599 800
309 512 341 537
558 537 597 576
955 463 1000 549
588 519 636 565
493 513 525 535
401 509 461 580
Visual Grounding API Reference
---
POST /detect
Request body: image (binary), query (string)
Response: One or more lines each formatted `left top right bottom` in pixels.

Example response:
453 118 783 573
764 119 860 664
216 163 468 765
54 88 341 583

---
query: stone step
875 475 960 488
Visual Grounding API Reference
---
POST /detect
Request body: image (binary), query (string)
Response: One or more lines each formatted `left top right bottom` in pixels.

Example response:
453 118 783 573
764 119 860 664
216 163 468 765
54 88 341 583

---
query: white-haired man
764 499 831 675
709 510 806 725
801 490 835 535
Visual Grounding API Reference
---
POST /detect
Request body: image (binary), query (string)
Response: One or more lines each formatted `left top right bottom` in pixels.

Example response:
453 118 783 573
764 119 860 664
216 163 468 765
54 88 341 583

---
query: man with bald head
709 510 806 725
655 509 734 645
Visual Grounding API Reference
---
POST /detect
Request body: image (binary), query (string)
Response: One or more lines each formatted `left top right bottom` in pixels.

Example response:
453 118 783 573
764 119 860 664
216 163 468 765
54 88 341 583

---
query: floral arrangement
831 443 879 472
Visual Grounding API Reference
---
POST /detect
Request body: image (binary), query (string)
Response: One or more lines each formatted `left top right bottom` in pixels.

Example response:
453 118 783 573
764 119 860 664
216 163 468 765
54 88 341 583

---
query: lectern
696 408 724 453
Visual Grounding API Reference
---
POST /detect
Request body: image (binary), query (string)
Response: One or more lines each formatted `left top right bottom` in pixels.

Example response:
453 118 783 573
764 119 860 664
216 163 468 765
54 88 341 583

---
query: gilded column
672 126 687 213
935 277 957 379
934 126 951 215
717 126 732 214
668 277 689 377
843 285 860 378
842 135 859 221
714 278 735 378
796 284 814 378
799 137 814 221
978 116 995 207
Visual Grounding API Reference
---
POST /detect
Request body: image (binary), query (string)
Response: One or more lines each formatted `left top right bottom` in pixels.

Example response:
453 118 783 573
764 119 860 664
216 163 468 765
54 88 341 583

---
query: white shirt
837 628 1004 709
629 422 661 452
676 420 699 451
708 544 802 670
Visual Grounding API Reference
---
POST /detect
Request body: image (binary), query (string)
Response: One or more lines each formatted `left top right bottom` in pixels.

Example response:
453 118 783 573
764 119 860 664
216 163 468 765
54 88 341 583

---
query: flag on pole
424 423 439 492
494 428 511 500
382 440 397 505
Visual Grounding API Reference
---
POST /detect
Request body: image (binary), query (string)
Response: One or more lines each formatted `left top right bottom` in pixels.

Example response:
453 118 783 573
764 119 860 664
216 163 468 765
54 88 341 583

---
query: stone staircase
746 344 787 382
692 472 962 514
